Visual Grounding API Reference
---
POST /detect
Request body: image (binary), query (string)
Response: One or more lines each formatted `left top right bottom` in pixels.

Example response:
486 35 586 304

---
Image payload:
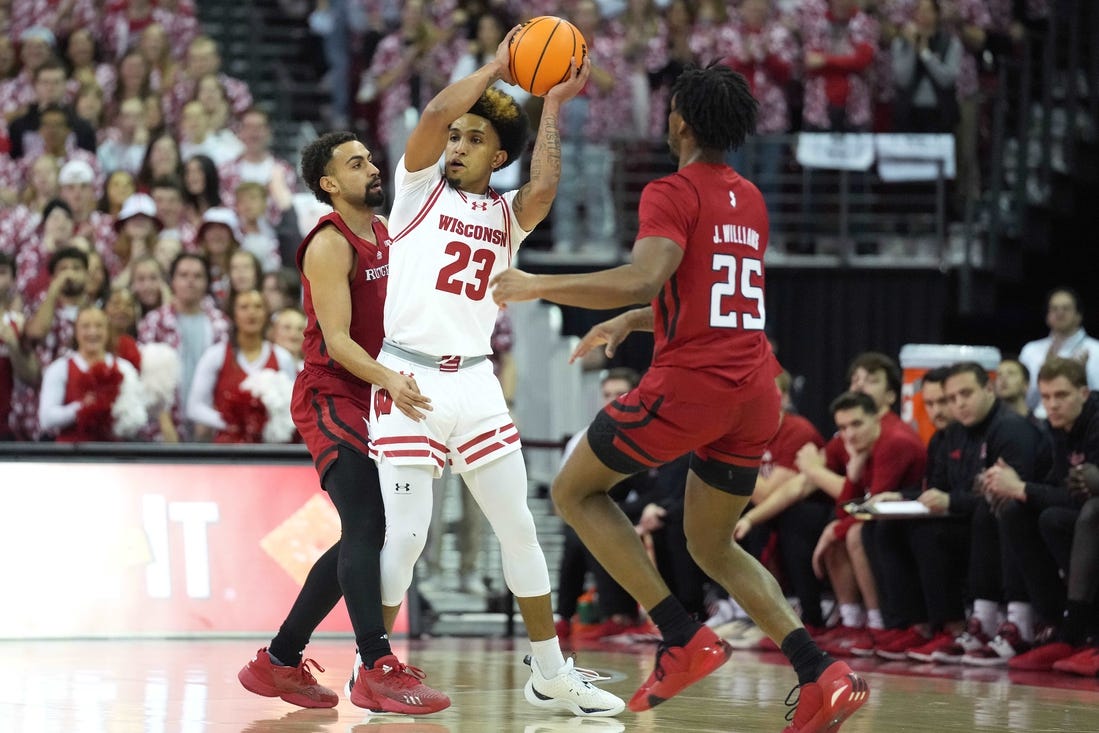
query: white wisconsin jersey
385 156 530 356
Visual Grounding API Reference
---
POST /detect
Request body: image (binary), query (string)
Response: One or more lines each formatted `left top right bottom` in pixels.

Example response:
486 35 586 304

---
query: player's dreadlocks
301 131 358 205
468 87 531 170
671 63 759 152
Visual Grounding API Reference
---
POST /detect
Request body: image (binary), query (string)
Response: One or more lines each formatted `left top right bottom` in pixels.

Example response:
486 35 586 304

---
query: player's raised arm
403 25 520 172
511 55 590 231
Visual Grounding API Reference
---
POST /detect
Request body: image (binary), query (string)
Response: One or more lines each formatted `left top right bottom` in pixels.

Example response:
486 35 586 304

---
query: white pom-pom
112 365 148 438
138 342 181 409
241 368 295 443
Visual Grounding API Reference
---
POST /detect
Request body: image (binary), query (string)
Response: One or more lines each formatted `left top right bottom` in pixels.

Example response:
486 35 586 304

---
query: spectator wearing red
10 3 98 43
166 36 252 128
10 247 90 439
217 108 297 227
1 27 57 128
186 289 297 443
15 198 76 306
38 306 145 441
0 251 38 441
56 159 115 257
798 0 878 132
1 107 101 218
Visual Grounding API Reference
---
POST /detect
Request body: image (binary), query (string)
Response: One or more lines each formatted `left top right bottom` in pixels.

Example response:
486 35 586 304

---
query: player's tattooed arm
512 107 561 230
512 108 560 225
513 56 590 231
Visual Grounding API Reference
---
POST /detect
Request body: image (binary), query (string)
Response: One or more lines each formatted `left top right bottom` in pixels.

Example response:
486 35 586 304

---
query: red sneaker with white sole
237 647 338 708
627 625 732 712
929 617 991 664
783 660 870 733
349 654 451 714
875 627 929 661
906 631 957 662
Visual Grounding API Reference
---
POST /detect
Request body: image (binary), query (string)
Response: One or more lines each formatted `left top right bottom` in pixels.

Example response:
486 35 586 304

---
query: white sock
1006 602 1034 641
972 600 1000 637
840 603 866 629
530 637 567 677
866 608 885 630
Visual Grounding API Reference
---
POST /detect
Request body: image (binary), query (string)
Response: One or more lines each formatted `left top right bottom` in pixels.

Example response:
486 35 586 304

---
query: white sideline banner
876 134 956 182
795 133 955 182
795 133 875 171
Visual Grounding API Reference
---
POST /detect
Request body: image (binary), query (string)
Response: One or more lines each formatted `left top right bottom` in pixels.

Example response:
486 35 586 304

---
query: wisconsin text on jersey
712 224 762 250
437 214 507 246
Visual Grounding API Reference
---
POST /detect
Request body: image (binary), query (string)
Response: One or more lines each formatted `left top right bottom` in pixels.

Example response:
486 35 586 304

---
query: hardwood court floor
1 637 1096 733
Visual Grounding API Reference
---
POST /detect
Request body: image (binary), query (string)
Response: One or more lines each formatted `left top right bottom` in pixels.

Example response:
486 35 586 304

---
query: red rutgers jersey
296 212 390 371
636 161 778 382
761 412 825 478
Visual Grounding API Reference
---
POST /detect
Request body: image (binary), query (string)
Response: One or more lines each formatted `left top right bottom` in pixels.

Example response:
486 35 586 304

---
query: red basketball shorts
291 365 373 481
588 365 780 493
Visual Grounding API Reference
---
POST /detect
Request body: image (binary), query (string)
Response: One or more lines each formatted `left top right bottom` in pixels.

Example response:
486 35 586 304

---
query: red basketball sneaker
783 660 870 733
627 625 732 712
238 647 338 708
349 654 451 715
1052 647 1099 676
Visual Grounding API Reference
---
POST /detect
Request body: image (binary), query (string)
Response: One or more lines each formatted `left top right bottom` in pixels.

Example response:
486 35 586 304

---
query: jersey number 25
435 241 496 301
710 254 765 330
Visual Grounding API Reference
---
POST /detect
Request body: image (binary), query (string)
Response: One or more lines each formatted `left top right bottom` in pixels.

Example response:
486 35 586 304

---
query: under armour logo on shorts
395 483 411 492
471 201 488 211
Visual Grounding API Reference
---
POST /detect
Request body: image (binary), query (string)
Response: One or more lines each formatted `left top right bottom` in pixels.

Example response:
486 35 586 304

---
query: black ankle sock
360 631 394 669
650 596 700 648
781 627 834 685
266 641 301 668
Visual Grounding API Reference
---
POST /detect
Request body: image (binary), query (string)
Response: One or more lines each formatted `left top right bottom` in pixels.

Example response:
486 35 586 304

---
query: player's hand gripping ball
507 16 588 97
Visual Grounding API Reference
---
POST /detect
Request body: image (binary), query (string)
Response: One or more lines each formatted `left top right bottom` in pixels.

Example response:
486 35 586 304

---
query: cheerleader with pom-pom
187 289 297 443
38 307 147 442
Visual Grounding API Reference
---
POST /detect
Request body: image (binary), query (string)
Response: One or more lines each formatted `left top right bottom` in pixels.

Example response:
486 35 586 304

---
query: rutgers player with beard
491 65 869 732
238 132 448 714
365 28 625 717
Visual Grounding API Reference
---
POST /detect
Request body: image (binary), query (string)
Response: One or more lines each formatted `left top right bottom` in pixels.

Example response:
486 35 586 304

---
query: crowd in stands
0 1 319 443
314 0 1049 256
558 290 1099 680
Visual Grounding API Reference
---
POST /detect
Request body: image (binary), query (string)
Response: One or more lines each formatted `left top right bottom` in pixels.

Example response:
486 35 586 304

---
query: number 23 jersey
384 157 530 357
637 161 778 382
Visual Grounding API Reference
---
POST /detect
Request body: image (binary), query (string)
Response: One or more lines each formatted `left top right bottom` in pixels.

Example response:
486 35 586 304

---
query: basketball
508 16 587 97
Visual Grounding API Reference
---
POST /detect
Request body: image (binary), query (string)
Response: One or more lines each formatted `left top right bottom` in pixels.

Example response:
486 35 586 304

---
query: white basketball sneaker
523 656 625 717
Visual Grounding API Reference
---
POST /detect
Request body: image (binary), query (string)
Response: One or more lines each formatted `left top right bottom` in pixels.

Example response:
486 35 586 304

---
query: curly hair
467 88 530 170
670 63 758 152
300 131 358 206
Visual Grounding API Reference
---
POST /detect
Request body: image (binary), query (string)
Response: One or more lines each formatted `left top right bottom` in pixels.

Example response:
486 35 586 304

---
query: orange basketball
508 16 587 97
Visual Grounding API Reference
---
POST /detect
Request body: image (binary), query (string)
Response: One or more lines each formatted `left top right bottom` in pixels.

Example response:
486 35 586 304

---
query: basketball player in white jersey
365 29 624 716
